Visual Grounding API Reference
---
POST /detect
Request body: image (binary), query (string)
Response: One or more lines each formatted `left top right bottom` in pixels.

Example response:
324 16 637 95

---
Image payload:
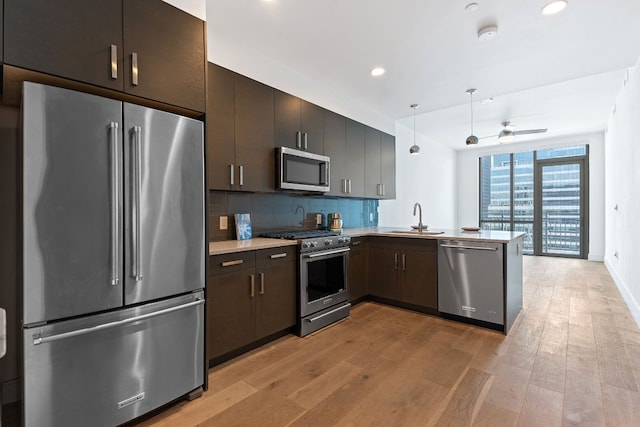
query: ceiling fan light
409 144 420 155
498 130 515 143
541 0 568 16
466 135 478 145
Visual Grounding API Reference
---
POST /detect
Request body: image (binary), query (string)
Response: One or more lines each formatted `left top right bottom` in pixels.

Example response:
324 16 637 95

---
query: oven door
299 248 350 317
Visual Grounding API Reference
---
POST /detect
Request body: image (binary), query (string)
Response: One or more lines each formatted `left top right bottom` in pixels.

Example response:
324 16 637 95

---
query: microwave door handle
320 162 329 186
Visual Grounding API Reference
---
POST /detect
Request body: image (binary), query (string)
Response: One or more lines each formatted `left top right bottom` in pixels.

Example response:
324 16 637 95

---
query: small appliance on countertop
328 212 343 232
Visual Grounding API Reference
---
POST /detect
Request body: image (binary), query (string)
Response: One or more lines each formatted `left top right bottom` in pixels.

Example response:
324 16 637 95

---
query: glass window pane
536 145 586 160
541 163 581 256
513 151 534 223
480 154 511 225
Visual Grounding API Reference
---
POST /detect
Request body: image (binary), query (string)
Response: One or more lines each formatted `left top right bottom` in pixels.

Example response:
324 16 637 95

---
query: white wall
162 0 205 20
605 60 640 325
378 123 457 229
456 132 605 261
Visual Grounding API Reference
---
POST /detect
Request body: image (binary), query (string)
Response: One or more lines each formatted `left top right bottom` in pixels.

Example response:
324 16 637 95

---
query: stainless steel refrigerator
20 82 205 426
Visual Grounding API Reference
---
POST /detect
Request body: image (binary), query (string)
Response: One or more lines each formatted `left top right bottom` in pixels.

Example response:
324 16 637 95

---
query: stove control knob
310 241 318 248
325 239 332 246
302 242 311 249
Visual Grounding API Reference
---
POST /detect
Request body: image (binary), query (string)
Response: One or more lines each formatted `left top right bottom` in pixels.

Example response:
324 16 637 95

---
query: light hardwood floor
135 256 640 426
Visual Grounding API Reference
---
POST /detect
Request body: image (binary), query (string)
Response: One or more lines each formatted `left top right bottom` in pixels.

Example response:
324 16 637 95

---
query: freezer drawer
23 292 204 427
438 240 504 325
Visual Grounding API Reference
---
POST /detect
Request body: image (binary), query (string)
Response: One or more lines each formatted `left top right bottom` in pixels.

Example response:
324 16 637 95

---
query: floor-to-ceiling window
479 145 588 258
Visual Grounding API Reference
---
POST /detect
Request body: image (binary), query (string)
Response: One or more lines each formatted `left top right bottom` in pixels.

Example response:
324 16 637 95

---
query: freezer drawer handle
304 248 350 258
32 298 204 346
307 303 351 323
440 244 498 251
110 122 120 286
132 126 143 281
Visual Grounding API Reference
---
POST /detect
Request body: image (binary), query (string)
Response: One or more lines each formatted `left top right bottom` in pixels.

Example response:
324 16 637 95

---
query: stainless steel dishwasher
438 240 504 326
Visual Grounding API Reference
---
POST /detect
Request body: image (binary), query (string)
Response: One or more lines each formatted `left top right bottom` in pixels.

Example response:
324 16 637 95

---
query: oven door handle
304 248 350 258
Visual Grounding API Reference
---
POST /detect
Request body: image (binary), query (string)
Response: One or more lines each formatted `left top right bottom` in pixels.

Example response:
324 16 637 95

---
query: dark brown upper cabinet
275 90 324 154
4 0 205 113
324 111 365 197
207 63 275 192
122 0 205 112
0 0 4 62
364 127 396 199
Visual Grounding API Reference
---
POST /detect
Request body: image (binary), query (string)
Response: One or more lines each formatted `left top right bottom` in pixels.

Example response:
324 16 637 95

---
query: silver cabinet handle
259 272 265 295
221 259 243 267
348 179 352 194
250 275 255 298
304 248 350 258
131 52 139 86
394 252 398 270
342 179 347 194
110 122 120 286
33 299 204 345
377 183 381 196
402 253 406 271
239 165 244 186
440 244 498 251
132 126 143 282
296 131 302 149
351 241 362 246
229 164 234 186
270 253 287 259
110 45 118 79
303 132 308 150
381 183 385 197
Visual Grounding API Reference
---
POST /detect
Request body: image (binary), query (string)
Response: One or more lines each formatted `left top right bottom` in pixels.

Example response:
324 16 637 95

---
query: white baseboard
605 259 640 329
588 253 604 262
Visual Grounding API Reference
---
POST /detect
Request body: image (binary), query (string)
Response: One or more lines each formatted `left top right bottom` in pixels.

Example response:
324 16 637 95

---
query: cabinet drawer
209 251 255 275
256 246 296 268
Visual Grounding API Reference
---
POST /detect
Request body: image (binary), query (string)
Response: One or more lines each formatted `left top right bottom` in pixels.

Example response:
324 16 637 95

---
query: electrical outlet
219 216 228 230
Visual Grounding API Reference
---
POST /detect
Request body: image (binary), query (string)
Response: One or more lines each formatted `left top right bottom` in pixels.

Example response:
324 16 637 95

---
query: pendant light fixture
409 104 420 155
465 89 478 145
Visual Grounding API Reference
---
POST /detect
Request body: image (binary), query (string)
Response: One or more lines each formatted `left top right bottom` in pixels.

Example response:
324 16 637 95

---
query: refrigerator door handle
110 122 120 286
133 126 143 282
32 298 204 346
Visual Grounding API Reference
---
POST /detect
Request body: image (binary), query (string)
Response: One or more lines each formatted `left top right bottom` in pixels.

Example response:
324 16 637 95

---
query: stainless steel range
261 230 351 336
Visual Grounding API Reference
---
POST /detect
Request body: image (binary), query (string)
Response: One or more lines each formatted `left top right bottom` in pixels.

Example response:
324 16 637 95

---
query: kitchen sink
390 230 445 235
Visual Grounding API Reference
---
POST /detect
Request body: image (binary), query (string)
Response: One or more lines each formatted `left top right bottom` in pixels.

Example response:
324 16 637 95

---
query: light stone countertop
209 238 297 256
342 227 525 243
209 227 525 255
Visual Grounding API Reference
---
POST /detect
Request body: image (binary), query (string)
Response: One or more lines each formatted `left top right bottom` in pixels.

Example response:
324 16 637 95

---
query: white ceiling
207 0 640 150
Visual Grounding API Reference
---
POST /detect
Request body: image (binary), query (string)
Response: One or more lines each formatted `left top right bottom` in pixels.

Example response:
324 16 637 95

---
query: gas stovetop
261 230 350 253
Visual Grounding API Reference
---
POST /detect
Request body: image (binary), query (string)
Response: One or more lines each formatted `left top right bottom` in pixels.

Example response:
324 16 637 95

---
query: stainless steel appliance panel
22 82 124 325
438 240 504 325
299 247 350 318
123 103 205 304
23 292 204 427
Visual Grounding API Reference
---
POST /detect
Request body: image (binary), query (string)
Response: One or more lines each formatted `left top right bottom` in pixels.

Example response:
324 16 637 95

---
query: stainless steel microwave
276 147 330 192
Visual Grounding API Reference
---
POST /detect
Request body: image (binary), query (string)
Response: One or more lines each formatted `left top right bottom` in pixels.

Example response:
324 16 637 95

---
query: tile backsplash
209 191 378 241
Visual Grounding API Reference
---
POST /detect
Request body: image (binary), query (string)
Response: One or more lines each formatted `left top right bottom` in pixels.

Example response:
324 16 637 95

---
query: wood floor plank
563 369 605 427
472 402 519 427
529 350 566 393
287 361 362 410
485 362 532 414
431 367 494 426
601 383 640 426
516 384 563 427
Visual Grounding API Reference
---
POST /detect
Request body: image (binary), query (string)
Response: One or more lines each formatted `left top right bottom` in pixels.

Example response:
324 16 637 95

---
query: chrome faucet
413 202 424 232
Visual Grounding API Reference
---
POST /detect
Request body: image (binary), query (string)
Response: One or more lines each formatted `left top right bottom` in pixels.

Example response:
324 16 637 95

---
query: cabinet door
274 90 301 150
207 270 256 360
323 110 347 196
207 63 236 190
123 0 205 112
0 0 4 62
364 127 382 198
300 100 324 154
380 132 396 199
401 244 438 309
255 248 297 339
346 119 366 197
348 238 369 302
368 245 401 301
4 0 124 91
234 74 275 192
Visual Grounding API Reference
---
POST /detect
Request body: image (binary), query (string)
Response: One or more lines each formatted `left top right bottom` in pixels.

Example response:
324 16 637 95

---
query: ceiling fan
482 121 548 143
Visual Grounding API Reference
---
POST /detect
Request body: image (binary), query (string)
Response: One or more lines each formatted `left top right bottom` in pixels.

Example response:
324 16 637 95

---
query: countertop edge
209 238 298 256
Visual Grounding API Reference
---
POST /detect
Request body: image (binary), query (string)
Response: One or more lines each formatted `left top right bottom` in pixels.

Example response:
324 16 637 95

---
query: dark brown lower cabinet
207 247 296 361
348 237 369 302
368 238 438 311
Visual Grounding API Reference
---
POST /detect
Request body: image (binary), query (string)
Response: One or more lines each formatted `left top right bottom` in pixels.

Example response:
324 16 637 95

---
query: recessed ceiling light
477 25 498 41
465 3 479 12
370 67 385 77
541 0 568 16
481 97 494 104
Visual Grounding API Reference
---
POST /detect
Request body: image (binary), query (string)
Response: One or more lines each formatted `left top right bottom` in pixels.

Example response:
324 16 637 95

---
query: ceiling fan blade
479 134 499 139
513 128 547 135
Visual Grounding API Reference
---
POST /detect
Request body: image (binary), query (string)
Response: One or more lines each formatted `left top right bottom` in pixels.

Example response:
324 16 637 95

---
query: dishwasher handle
440 244 498 251
32 299 204 346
